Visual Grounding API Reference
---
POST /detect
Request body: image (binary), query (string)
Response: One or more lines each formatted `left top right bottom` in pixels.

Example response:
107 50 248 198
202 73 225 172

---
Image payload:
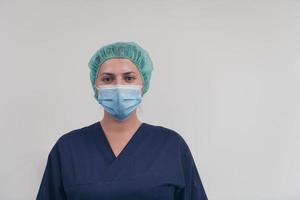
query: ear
141 86 145 97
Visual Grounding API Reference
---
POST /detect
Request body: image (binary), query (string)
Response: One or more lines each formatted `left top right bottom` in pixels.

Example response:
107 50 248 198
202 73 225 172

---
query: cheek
95 78 102 87
137 78 143 85
137 76 144 85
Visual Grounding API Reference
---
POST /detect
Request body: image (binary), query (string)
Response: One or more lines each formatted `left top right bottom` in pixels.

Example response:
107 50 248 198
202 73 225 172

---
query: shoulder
53 122 98 150
145 122 187 146
149 123 194 155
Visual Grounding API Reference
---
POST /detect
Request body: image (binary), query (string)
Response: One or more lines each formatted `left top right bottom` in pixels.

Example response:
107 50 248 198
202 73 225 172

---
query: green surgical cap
88 41 154 100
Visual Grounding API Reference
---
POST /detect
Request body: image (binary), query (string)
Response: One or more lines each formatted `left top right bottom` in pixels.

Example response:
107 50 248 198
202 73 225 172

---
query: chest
59 125 184 199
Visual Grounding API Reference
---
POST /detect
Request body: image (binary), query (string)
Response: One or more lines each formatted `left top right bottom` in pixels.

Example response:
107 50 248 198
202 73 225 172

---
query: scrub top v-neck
97 122 144 166
95 122 147 182
36 121 208 200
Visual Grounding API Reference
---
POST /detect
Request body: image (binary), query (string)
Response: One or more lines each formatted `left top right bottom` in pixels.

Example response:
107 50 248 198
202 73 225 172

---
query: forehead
99 58 139 74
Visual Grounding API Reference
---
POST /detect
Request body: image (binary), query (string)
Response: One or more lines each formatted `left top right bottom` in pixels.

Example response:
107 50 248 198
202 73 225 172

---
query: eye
102 76 113 83
125 76 136 82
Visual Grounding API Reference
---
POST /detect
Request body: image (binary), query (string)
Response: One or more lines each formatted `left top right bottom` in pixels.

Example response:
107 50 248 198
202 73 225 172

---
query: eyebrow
101 72 136 76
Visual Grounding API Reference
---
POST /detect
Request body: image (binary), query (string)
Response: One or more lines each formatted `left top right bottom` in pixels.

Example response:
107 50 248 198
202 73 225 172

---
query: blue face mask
96 84 143 121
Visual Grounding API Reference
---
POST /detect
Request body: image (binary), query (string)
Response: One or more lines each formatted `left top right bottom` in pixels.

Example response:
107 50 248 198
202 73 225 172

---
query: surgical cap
88 41 154 100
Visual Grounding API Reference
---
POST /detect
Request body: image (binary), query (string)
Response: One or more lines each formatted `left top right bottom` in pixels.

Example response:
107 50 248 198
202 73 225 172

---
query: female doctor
36 41 208 200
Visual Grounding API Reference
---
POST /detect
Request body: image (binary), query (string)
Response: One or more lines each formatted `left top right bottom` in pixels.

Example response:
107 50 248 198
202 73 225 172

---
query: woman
36 41 208 200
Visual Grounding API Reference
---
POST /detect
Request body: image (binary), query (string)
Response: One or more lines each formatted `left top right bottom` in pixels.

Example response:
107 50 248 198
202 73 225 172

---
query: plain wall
1 0 299 199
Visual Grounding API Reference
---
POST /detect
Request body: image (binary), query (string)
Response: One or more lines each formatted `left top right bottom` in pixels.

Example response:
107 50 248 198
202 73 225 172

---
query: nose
115 75 126 85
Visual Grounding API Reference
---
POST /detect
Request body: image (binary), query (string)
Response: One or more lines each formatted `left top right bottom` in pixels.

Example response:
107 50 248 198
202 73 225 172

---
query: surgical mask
96 84 143 121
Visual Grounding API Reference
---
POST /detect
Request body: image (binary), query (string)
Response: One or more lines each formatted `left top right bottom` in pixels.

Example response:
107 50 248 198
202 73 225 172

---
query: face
95 58 144 93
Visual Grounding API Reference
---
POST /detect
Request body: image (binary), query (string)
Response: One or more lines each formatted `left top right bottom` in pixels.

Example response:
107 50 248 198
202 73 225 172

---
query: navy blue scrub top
37 121 208 200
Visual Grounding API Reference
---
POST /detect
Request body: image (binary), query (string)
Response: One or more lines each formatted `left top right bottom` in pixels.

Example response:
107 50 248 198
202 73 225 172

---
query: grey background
1 0 299 199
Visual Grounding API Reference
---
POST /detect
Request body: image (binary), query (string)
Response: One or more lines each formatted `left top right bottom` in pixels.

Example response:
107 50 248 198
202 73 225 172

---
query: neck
100 110 142 133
